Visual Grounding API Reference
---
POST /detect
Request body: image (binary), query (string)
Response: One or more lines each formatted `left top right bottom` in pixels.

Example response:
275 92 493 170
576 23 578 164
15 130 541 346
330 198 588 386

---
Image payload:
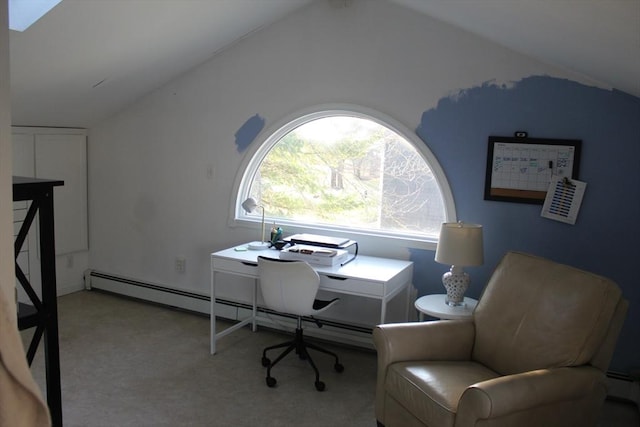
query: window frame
229 104 456 250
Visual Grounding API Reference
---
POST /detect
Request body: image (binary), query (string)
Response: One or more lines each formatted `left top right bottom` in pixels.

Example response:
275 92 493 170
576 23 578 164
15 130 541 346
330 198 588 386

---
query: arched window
234 107 455 246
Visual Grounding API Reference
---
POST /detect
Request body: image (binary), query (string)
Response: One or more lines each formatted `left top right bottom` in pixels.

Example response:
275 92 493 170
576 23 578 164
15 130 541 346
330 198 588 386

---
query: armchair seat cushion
386 361 499 427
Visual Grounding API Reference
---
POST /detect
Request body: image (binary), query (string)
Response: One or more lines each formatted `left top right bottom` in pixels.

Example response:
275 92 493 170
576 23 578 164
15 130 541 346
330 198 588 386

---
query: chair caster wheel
261 357 270 367
315 381 325 391
266 376 277 387
334 363 344 373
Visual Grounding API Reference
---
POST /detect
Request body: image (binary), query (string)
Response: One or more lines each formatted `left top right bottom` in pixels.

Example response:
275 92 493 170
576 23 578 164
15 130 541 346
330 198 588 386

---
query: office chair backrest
472 251 626 376
257 256 321 317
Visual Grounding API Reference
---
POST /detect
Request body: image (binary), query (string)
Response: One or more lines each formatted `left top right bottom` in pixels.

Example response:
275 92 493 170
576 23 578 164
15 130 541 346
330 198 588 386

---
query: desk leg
210 269 217 355
251 279 257 332
380 281 412 324
405 282 412 321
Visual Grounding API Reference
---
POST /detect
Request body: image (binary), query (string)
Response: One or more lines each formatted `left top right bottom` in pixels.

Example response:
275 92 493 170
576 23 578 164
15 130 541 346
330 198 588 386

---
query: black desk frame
13 176 64 427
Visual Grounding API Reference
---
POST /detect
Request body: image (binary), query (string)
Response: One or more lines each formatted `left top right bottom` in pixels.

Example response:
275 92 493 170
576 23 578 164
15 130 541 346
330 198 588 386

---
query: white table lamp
241 197 269 250
434 222 484 306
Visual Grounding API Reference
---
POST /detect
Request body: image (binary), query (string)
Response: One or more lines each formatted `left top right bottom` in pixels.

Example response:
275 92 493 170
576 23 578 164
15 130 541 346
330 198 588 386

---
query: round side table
414 294 478 320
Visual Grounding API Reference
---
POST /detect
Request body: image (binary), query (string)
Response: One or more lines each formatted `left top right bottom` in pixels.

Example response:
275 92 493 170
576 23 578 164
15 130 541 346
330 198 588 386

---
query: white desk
210 245 414 354
414 294 478 320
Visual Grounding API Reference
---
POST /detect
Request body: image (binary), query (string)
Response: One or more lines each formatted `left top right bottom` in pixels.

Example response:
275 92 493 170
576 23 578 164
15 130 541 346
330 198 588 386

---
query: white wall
0 0 15 314
88 0 597 297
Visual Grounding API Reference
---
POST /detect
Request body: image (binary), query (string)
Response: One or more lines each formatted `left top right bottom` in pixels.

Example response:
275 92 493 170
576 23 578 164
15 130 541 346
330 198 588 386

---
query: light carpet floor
22 290 639 427
24 290 377 427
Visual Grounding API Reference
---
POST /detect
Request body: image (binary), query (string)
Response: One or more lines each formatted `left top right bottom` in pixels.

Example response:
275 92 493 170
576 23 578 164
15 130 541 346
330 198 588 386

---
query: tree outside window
243 114 448 239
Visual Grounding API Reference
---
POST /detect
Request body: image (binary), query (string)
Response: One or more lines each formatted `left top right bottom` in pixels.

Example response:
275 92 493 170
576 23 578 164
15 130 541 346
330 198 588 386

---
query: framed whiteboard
484 136 581 204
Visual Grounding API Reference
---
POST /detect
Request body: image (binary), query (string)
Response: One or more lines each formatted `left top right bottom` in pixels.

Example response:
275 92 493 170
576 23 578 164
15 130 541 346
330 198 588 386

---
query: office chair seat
258 256 344 391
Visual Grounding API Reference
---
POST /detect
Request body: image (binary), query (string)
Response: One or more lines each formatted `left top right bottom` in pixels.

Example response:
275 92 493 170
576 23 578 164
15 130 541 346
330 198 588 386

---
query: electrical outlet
175 257 186 273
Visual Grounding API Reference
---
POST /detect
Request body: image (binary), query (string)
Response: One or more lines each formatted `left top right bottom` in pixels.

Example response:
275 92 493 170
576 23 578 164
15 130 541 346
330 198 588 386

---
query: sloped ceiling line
9 0 639 128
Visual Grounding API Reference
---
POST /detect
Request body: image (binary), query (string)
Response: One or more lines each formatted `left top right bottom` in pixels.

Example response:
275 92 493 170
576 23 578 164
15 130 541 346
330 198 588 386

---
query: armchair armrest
373 320 475 423
456 366 607 426
374 320 475 365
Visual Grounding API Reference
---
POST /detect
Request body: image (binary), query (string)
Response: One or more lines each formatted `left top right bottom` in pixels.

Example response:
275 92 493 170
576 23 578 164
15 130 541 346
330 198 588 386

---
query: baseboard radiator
84 269 640 404
84 270 375 349
606 371 640 409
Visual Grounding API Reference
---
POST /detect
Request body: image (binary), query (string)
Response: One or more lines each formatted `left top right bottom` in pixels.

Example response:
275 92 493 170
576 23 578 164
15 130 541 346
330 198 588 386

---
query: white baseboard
84 270 638 384
86 270 211 313
85 269 374 350
607 373 640 407
58 281 85 297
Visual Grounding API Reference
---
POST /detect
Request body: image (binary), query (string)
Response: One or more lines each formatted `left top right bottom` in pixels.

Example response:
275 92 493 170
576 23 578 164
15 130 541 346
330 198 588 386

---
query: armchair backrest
257 256 321 317
472 252 626 375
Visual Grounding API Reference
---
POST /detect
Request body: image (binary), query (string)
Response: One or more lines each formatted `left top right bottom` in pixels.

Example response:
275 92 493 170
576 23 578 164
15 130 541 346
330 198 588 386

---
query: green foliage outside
248 116 446 236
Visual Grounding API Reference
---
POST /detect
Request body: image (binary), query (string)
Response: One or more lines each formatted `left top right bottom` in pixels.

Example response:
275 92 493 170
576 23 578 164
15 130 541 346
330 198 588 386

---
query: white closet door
12 132 39 302
35 133 88 254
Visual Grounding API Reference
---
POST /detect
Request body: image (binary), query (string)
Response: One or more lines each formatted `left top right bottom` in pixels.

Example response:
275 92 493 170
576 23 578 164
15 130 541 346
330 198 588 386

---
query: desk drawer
213 258 258 278
320 275 384 298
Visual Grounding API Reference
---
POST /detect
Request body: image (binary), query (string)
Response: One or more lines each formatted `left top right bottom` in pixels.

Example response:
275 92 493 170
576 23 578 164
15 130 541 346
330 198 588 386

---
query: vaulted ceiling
9 0 639 128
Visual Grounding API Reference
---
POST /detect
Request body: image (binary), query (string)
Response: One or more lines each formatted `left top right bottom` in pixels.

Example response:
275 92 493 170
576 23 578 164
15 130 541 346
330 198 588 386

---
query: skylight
9 0 62 32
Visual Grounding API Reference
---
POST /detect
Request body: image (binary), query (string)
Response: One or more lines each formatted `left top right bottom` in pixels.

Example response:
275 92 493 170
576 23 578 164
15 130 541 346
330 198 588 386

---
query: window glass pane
245 115 446 238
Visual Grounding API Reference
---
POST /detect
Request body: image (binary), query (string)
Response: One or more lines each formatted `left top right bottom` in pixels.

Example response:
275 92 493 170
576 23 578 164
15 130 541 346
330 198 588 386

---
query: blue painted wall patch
235 114 265 153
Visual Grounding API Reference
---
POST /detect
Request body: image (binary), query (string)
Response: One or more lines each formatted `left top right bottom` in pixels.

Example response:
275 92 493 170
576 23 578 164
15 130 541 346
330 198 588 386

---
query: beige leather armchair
374 251 628 427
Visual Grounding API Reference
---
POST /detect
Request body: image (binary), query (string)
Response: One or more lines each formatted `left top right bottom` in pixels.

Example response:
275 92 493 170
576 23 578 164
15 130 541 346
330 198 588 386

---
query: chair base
261 320 344 391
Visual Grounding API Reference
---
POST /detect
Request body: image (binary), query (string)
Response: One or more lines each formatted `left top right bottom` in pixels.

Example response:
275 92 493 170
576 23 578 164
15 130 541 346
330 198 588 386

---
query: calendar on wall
484 135 582 204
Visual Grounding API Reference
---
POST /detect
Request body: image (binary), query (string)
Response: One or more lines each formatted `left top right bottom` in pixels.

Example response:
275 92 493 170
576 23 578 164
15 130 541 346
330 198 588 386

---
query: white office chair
257 256 344 391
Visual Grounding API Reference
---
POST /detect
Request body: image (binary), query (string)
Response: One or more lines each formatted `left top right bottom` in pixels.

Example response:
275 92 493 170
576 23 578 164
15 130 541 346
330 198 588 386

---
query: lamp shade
241 197 258 213
240 197 268 249
435 222 484 267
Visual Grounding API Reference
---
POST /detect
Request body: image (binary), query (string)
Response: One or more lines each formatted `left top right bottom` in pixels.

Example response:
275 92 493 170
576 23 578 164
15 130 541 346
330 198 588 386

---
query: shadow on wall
410 75 640 373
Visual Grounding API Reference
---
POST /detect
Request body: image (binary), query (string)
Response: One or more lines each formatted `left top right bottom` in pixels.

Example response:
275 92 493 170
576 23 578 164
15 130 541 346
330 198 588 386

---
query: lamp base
442 266 470 307
247 241 270 250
